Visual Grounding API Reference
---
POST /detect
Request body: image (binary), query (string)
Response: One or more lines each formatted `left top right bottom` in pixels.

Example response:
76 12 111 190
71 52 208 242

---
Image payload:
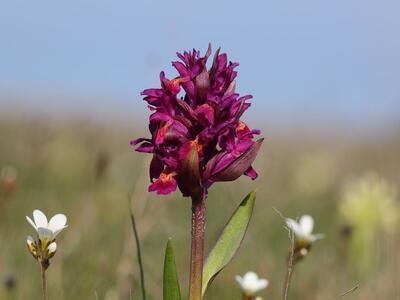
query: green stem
283 247 296 300
40 260 48 300
189 194 206 300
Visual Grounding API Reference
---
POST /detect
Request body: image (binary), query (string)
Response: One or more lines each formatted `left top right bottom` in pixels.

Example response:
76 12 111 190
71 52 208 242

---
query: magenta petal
211 138 264 182
244 166 258 180
148 173 177 195
135 142 154 153
141 88 164 97
194 104 214 126
130 137 151 145
150 112 171 123
172 61 190 77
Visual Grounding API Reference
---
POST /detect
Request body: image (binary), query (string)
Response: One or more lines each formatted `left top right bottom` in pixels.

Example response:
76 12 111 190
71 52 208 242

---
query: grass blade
163 238 181 300
129 198 147 300
202 190 256 297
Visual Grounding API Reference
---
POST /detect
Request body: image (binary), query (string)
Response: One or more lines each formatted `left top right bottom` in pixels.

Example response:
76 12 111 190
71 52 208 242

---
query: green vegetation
0 118 399 299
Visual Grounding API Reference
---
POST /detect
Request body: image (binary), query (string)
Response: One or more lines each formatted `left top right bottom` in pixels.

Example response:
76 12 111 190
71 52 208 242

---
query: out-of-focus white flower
26 209 67 245
235 271 268 296
286 215 324 243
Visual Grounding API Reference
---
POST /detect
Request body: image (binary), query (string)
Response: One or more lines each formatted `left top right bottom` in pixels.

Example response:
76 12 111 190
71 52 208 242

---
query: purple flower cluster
132 45 263 197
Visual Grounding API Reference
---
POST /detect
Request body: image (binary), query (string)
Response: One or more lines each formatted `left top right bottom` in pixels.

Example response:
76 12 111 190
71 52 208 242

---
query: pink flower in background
132 45 263 197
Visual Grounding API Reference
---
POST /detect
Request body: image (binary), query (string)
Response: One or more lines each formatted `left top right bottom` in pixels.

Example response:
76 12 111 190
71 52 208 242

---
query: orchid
132 45 262 300
132 44 263 198
236 271 268 298
286 214 324 244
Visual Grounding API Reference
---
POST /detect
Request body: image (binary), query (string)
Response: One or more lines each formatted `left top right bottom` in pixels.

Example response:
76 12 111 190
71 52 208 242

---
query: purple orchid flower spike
132 44 263 300
132 44 263 198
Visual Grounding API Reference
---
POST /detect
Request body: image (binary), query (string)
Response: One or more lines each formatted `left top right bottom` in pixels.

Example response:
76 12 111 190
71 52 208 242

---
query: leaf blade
163 239 181 300
128 198 147 300
202 190 256 297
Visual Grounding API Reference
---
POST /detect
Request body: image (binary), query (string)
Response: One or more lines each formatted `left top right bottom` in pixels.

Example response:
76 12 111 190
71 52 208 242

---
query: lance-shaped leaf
202 190 256 297
163 239 181 300
211 139 264 182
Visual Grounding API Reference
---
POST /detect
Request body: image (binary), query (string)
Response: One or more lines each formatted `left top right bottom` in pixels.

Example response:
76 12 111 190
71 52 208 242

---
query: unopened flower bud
46 242 57 258
27 236 39 259
195 70 210 102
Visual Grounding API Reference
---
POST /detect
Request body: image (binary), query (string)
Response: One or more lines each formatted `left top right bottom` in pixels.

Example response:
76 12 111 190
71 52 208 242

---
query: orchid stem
189 194 206 300
40 260 48 300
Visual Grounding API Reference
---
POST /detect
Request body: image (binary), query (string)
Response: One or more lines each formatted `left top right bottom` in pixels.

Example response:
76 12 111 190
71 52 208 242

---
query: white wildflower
236 271 268 296
286 214 324 243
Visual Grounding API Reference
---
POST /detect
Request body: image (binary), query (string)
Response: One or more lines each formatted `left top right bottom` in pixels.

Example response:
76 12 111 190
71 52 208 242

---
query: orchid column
132 45 263 300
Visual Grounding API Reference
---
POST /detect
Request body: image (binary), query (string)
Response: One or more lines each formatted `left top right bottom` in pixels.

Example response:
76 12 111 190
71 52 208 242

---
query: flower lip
236 271 269 295
286 214 324 243
148 172 178 195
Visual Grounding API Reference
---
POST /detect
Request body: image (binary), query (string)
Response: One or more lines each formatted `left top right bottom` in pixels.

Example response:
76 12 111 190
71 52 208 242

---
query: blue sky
1 0 399 132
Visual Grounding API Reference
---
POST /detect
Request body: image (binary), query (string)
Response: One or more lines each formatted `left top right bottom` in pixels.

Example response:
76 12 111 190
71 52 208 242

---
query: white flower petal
47 242 57 254
286 219 303 237
49 214 67 232
26 216 38 231
33 210 48 228
52 225 68 238
309 233 325 242
299 215 314 236
239 272 268 295
38 227 54 243
256 279 269 291
243 271 258 284
235 275 243 287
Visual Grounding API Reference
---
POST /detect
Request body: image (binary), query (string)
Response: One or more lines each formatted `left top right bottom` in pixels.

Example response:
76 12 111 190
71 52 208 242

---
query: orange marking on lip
159 172 174 183
237 120 247 131
190 140 203 156
167 77 187 94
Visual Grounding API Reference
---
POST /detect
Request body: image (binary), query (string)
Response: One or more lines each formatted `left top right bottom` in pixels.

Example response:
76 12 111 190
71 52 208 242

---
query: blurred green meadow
0 117 399 300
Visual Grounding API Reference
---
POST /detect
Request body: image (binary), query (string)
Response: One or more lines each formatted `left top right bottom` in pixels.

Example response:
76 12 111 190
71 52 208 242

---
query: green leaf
202 190 256 297
163 239 181 300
